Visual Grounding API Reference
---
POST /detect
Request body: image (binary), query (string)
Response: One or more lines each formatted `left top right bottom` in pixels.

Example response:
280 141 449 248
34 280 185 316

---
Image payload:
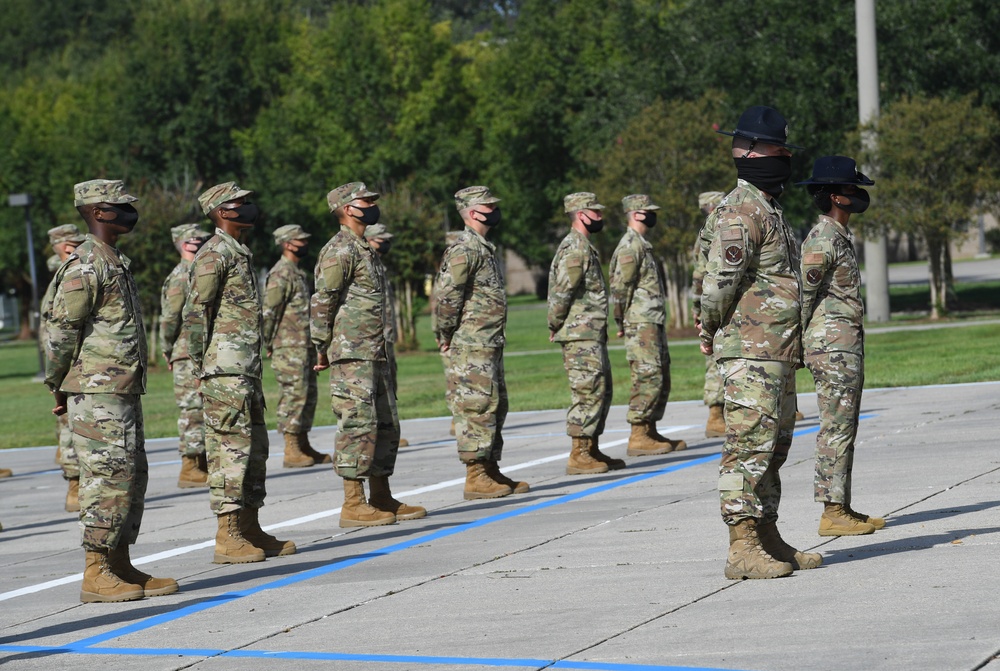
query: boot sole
80 588 145 603
626 447 674 457
65 504 81 513
262 546 297 557
144 583 180 597
565 466 609 475
463 490 512 500
394 510 428 521
705 430 725 438
818 528 875 536
339 517 396 528
724 567 793 580
282 461 316 468
177 480 209 489
213 552 266 564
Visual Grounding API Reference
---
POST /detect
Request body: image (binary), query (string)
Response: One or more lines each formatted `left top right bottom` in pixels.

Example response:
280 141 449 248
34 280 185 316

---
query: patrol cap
698 191 725 209
454 186 500 211
327 182 380 212
363 223 393 240
48 224 86 246
46 254 61 273
73 179 139 207
716 105 804 150
796 156 875 186
564 192 605 213
198 182 254 215
171 224 212 246
273 224 312 245
621 194 660 213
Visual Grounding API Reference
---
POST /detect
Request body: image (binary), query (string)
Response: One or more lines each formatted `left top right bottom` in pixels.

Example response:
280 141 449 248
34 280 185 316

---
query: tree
858 94 1000 319
594 93 732 328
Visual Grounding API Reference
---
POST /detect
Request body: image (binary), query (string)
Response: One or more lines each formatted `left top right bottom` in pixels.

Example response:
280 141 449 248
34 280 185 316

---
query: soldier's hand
439 342 450 353
616 330 624 339
549 331 555 342
267 349 273 359
314 352 330 371
52 391 67 416
700 341 713 356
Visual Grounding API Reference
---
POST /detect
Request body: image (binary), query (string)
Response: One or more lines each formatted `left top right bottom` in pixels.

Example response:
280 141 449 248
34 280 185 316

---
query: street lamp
7 192 45 379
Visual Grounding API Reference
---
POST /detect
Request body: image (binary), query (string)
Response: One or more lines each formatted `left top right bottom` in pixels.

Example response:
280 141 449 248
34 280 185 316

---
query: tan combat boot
589 437 626 471
0 467 12 478
725 519 794 580
626 423 679 457
239 507 296 556
108 544 178 597
369 475 427 520
757 520 823 570
282 433 315 468
464 461 513 500
566 437 610 475
485 460 530 493
214 510 266 564
449 419 456 436
705 405 726 438
819 503 876 536
846 504 886 530
177 455 209 489
300 433 333 464
340 478 397 527
65 477 80 513
80 549 145 603
794 410 805 421
398 438 410 448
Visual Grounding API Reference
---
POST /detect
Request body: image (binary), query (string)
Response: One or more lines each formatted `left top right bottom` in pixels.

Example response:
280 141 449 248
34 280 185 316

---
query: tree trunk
662 255 691 330
398 279 417 351
15 275 34 340
943 243 958 310
926 238 944 320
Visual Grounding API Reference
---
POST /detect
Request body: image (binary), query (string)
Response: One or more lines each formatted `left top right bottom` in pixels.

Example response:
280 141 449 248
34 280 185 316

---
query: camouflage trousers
718 359 797 525
703 353 724 407
446 346 508 463
561 339 613 438
624 322 670 424
271 346 318 435
329 358 400 479
807 352 863 504
202 375 269 515
387 341 399 394
56 412 79 479
68 393 147 551
171 358 205 457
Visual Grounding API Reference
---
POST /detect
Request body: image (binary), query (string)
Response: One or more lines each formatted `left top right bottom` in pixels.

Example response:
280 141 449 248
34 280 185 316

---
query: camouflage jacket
609 227 665 329
310 225 386 362
433 227 507 348
800 215 864 358
691 212 722 322
262 256 312 352
182 229 264 379
38 272 61 354
548 228 608 342
44 235 147 394
376 256 398 345
159 259 191 363
700 180 801 363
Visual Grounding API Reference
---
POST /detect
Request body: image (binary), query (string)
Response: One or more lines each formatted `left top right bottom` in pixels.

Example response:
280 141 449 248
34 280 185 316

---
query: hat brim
715 129 805 151
221 188 254 205
626 204 660 212
354 189 380 202
106 193 139 205
796 175 875 187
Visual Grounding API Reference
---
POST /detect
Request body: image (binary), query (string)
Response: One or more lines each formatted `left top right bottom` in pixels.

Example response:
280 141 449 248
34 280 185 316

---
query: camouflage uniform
801 215 864 504
692 193 726 407
700 180 802 525
263 255 318 436
434 224 508 463
610 220 670 425
549 207 612 439
182 186 269 516
44 181 147 551
365 224 400 392
311 184 399 480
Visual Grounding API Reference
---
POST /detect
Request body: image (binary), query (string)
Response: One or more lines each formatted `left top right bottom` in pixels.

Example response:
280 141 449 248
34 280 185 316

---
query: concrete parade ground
1 380 999 671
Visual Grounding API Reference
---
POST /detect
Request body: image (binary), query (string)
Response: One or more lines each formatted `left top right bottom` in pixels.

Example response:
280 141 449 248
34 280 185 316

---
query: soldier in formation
691 191 727 439
609 194 686 457
798 156 885 536
160 223 212 489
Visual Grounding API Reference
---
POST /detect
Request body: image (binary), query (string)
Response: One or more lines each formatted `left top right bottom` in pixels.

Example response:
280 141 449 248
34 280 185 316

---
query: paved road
2 381 999 671
863 256 1000 286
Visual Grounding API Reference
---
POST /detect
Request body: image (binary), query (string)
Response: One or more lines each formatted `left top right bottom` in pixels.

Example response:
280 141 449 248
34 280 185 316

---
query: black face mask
637 211 657 228
734 155 792 197
375 240 391 255
837 188 870 214
289 245 308 258
478 208 502 227
582 214 604 233
354 204 381 225
99 203 139 231
225 202 259 225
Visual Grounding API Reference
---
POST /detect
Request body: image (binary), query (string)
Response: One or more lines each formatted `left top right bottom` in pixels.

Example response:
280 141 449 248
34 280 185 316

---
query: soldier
263 224 329 468
434 186 529 499
692 191 727 438
548 192 622 475
41 224 86 511
610 194 687 457
364 224 409 447
311 182 425 527
45 179 176 602
160 224 212 489
798 156 885 536
182 182 295 564
701 106 822 579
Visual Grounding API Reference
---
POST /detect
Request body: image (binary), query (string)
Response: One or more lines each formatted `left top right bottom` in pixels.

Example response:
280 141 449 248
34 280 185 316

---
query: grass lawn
2 286 999 449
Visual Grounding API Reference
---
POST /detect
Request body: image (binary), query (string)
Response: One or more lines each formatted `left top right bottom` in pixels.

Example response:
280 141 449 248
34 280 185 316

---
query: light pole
8 192 45 378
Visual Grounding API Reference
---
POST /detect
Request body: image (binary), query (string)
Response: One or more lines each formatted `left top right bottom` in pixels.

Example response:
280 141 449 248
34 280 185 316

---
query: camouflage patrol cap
198 182 254 215
170 224 212 245
621 194 660 213
273 224 312 246
46 254 61 273
363 223 393 240
698 191 725 209
48 224 86 246
73 179 139 207
454 186 500 211
564 192 605 213
327 182 380 212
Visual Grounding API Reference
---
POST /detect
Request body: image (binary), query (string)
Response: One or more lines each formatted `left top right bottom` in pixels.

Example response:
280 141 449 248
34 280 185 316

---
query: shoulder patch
619 254 635 265
166 286 183 297
566 256 583 268
197 261 216 276
63 277 84 292
806 268 824 286
451 254 468 266
804 252 825 265
321 255 341 269
721 228 743 241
